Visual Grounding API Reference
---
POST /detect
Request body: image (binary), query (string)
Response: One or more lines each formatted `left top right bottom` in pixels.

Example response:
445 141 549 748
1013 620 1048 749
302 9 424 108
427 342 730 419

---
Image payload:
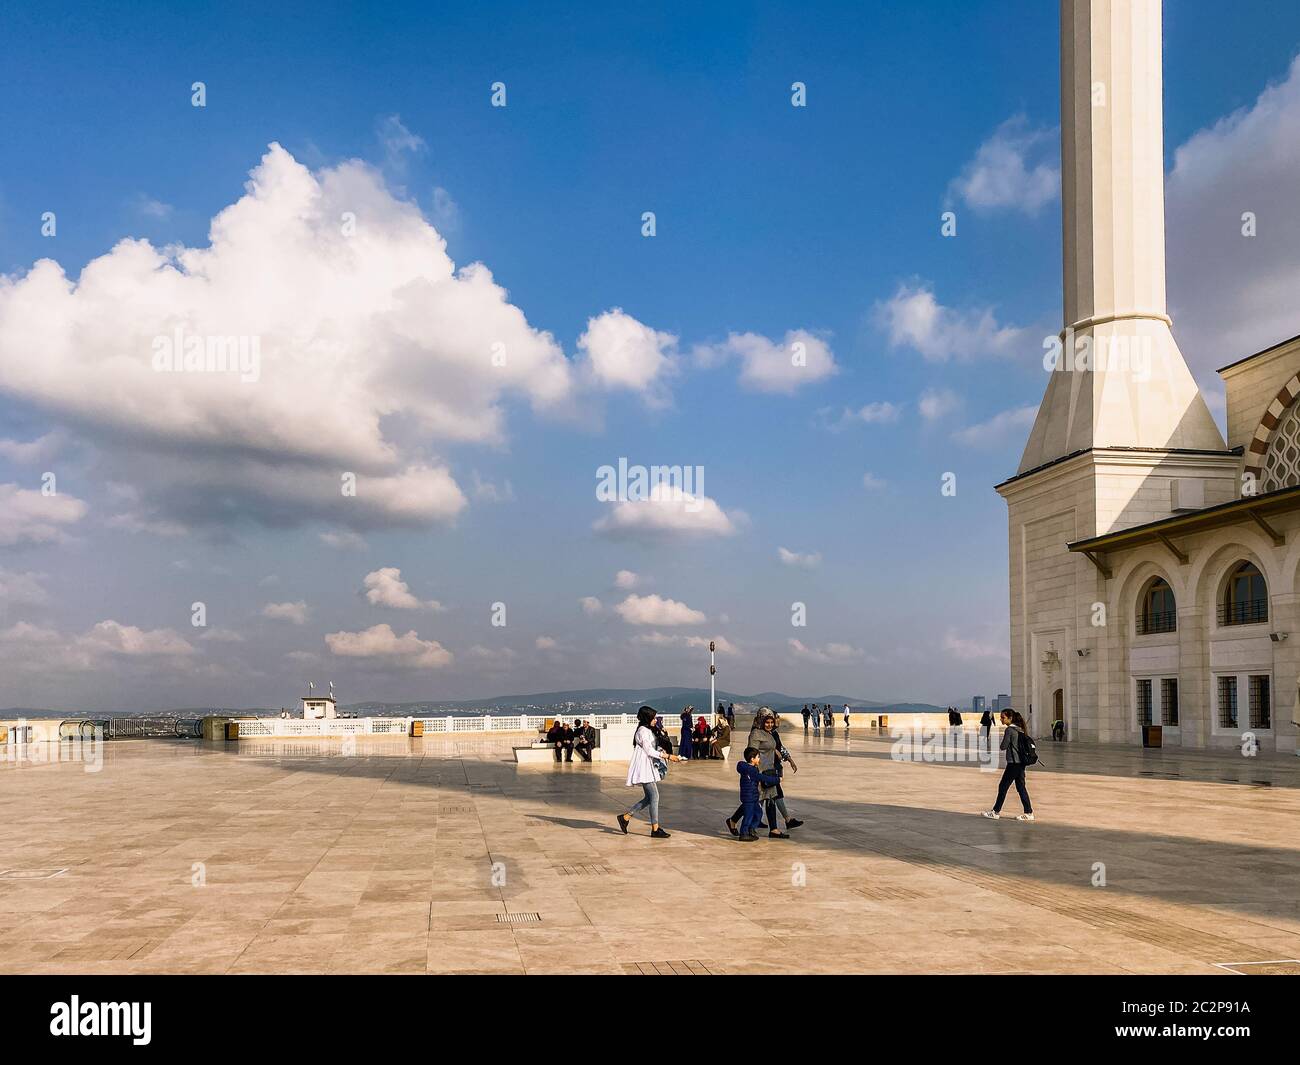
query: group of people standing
800 703 850 730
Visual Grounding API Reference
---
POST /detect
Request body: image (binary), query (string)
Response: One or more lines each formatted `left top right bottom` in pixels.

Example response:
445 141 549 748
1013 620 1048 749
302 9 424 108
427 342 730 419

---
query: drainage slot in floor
495 912 542 924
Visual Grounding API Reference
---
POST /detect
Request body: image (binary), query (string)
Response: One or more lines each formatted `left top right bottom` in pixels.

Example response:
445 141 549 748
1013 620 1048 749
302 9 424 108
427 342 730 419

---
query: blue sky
2 1 1300 711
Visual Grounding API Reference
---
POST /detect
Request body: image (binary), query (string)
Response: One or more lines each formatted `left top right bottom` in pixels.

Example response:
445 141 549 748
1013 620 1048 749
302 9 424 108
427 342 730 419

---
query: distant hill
3 688 949 720
349 687 947 717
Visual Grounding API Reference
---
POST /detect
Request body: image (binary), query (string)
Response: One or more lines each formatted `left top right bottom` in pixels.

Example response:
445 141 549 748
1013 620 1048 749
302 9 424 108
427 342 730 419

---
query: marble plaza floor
1 727 1298 975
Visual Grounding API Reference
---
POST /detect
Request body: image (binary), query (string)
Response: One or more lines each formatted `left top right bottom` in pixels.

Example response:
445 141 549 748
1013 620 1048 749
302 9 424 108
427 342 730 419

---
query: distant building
972 696 986 715
302 694 337 720
994 694 1011 714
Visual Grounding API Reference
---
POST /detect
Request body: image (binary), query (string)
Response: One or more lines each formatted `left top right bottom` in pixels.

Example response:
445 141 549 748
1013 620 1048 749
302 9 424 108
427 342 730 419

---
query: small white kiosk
301 682 337 720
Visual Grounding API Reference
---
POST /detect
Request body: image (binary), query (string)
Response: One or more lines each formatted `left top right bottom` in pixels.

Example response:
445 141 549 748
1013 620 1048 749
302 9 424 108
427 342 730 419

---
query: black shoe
785 818 805 829
725 818 739 837
650 828 671 839
739 834 758 842
617 814 630 834
768 831 790 839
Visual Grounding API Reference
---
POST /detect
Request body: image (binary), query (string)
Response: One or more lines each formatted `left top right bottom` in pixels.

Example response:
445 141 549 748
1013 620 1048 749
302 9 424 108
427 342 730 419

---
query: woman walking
679 706 695 760
620 706 681 838
981 709 1035 821
724 707 792 838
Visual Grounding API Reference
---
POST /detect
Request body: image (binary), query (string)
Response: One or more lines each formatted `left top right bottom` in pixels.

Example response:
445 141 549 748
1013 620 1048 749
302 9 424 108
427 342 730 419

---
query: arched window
1137 577 1176 635
1220 561 1268 626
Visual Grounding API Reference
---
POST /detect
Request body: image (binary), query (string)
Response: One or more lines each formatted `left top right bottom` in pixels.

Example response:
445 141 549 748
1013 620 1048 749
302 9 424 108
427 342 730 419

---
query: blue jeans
739 800 763 836
628 781 660 824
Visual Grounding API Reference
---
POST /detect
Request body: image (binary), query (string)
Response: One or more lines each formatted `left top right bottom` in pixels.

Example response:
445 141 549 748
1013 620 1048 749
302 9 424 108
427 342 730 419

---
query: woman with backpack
981 708 1035 821
619 706 681 838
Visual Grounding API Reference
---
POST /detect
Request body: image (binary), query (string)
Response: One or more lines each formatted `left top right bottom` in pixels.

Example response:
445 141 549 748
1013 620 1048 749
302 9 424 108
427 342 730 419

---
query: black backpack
1016 728 1039 766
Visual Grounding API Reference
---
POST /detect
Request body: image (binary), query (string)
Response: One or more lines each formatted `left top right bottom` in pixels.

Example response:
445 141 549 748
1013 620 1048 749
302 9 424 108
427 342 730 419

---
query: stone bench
513 740 604 765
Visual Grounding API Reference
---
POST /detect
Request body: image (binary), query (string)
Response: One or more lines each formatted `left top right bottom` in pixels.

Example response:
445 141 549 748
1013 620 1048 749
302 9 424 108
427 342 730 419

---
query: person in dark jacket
982 709 1035 821
979 708 994 749
801 705 811 730
726 703 735 728
574 720 595 761
736 747 780 841
546 719 565 762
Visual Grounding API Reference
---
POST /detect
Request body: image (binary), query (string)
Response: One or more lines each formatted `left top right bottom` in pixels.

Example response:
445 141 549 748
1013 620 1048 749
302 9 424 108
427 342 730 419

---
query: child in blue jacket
736 746 781 842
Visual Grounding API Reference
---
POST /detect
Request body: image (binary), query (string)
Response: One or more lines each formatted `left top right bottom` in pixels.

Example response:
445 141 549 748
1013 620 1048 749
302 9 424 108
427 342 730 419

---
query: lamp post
709 640 716 718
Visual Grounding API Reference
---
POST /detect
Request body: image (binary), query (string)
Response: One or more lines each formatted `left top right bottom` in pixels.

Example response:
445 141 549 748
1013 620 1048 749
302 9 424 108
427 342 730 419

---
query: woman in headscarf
619 706 681 838
723 707 792 838
693 715 709 758
710 709 731 760
678 705 695 760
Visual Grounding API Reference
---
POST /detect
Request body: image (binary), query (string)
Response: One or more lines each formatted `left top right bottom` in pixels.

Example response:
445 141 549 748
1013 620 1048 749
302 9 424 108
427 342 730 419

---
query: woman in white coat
618 706 680 838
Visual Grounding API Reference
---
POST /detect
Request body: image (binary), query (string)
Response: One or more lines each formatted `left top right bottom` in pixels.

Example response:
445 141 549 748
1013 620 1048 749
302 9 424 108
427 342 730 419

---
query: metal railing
103 717 203 739
1218 598 1268 626
1135 610 1176 635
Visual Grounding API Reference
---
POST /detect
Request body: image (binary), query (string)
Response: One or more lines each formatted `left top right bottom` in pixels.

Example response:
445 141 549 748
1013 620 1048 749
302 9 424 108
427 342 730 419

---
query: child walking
735 746 780 842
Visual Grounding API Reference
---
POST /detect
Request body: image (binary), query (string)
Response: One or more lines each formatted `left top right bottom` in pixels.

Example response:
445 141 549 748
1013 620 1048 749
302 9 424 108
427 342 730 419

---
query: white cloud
535 635 558 650
0 143 572 533
0 484 87 547
594 483 739 542
362 566 442 611
0 568 48 605
199 627 245 643
614 593 706 627
81 620 195 657
788 638 865 664
862 472 887 491
777 547 821 569
471 471 514 503
875 283 1026 362
633 631 738 654
614 569 641 589
377 113 425 171
849 401 902 425
952 404 1038 446
918 388 962 421
579 596 603 616
695 329 837 394
262 601 308 625
0 432 63 465
578 308 678 404
943 631 1009 662
1167 55 1300 378
325 623 452 669
134 196 174 220
0 618 195 673
948 116 1059 215
320 530 368 550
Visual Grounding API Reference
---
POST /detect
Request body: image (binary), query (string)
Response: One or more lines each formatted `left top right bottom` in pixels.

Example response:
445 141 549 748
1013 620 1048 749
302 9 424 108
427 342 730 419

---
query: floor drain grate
440 805 473 814
0 868 68 880
624 960 719 975
555 864 612 877
495 912 542 925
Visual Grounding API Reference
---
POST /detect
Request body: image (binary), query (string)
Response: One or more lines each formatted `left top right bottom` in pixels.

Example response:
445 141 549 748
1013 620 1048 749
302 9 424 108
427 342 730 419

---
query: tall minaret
1017 0 1225 477
999 0 1240 745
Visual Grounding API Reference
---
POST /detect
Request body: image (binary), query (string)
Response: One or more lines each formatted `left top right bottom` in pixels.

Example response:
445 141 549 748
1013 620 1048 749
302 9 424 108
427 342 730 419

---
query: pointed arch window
1136 577 1176 635
1219 562 1268 626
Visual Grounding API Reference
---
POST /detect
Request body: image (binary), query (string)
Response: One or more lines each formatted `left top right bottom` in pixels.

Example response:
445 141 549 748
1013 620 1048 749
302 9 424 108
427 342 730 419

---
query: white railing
230 712 655 739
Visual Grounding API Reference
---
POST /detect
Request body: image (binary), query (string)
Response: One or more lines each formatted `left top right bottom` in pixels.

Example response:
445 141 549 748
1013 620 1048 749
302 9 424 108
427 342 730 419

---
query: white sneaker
1016 813 1036 822
980 810 1000 819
